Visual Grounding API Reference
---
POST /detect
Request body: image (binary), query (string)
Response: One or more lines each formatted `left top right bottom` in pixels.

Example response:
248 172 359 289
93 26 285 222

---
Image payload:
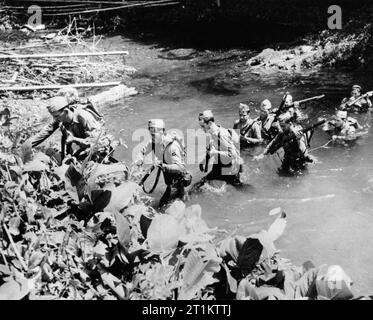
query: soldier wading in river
233 103 263 147
322 110 362 142
198 110 243 185
254 116 315 174
24 94 103 163
136 119 192 208
340 84 373 113
257 99 280 141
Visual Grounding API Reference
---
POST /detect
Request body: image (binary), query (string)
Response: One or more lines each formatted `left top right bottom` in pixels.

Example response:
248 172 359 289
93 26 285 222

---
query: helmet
260 99 272 111
199 110 214 122
47 96 69 114
148 119 165 129
352 84 362 91
239 103 250 113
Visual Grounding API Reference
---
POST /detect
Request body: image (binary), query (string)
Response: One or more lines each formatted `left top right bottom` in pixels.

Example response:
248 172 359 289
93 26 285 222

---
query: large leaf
22 159 48 172
104 182 138 213
87 163 128 191
179 249 221 300
165 200 186 221
219 236 247 262
223 263 238 293
236 278 287 300
115 212 131 249
147 214 183 252
28 251 45 270
236 238 263 277
91 190 112 213
0 278 31 300
267 212 287 242
178 204 216 244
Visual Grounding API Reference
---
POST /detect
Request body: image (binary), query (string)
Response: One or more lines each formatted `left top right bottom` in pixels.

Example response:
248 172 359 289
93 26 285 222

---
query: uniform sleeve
30 121 59 148
136 140 153 162
162 141 185 174
298 135 308 156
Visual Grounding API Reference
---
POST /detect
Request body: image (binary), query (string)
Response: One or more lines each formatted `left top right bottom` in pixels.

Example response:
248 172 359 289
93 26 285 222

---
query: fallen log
43 0 178 16
0 82 122 91
9 0 134 4
0 51 129 60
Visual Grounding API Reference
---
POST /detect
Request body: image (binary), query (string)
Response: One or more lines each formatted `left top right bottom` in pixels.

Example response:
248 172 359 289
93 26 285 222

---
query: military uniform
139 125 191 206
323 119 356 138
30 102 102 161
265 125 313 173
340 96 372 113
204 125 242 185
340 85 373 112
258 113 279 141
233 118 263 147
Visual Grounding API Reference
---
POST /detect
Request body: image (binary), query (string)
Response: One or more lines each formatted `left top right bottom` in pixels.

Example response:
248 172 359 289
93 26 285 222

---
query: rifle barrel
294 94 325 106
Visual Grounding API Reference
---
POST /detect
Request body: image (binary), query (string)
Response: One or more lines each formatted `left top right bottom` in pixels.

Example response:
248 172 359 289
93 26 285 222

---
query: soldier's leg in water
280 156 291 173
189 164 220 193
159 185 172 208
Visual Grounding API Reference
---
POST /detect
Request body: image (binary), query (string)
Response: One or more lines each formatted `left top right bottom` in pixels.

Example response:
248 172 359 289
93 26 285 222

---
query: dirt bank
245 5 373 74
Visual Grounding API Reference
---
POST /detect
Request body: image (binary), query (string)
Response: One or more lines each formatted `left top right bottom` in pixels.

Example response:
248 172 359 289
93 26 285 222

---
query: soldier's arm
340 97 349 110
29 121 59 148
135 140 153 165
298 135 308 156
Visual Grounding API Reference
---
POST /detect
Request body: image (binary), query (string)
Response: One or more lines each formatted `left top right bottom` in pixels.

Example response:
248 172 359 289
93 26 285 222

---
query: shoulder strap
241 120 257 137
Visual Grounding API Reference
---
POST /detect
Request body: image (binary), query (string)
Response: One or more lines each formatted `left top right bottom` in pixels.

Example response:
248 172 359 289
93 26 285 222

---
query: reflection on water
98 36 373 295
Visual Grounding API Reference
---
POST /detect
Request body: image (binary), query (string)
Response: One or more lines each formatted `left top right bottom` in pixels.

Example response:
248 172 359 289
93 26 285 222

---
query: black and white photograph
0 0 372 305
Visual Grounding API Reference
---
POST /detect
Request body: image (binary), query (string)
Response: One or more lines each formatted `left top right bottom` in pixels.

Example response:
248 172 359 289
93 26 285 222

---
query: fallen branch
0 51 129 60
0 81 122 91
43 0 178 16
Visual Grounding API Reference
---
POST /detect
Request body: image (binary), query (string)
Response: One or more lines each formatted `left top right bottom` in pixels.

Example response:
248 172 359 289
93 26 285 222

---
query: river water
95 35 373 296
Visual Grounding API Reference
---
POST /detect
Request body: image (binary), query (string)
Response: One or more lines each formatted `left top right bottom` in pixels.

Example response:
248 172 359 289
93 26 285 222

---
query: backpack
74 100 103 122
166 130 187 158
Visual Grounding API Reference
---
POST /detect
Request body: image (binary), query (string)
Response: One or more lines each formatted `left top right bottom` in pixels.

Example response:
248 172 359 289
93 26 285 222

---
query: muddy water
97 36 373 295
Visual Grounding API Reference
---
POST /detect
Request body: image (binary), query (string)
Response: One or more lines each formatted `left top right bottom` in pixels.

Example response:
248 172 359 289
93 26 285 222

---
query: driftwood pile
0 19 135 98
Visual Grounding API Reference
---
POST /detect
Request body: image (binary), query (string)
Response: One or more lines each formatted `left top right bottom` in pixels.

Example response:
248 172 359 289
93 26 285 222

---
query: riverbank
245 5 373 74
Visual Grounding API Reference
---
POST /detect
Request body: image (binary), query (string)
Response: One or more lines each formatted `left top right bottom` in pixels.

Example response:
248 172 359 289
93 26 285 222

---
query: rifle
272 94 325 120
345 91 373 108
273 93 289 120
289 94 325 108
267 119 326 155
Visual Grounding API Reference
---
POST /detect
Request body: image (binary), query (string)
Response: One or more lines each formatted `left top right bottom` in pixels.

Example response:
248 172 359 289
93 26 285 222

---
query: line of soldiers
24 84 372 207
